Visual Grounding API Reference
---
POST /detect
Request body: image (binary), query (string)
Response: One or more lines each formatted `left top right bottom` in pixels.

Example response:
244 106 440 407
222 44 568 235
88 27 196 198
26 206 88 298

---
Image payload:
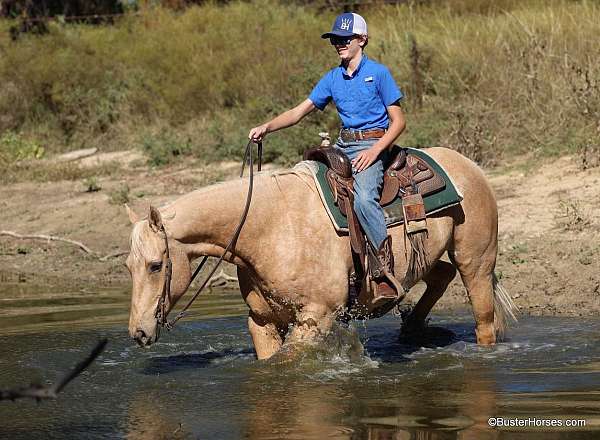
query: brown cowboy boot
371 236 404 305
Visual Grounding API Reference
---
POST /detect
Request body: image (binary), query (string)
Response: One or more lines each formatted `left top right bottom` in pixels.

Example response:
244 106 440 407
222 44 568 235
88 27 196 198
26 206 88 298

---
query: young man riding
249 12 406 304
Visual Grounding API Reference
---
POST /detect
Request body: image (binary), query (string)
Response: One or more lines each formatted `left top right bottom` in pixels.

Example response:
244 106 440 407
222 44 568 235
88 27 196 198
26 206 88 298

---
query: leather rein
154 140 263 332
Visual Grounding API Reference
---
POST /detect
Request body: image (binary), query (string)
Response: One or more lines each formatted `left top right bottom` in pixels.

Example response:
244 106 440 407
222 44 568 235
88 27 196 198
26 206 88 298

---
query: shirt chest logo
364 76 374 82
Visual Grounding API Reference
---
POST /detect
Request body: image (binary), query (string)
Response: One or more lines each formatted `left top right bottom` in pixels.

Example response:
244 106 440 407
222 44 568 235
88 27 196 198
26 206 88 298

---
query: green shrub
0 161 118 184
140 130 193 167
109 183 130 205
83 176 102 192
0 0 599 168
0 131 45 163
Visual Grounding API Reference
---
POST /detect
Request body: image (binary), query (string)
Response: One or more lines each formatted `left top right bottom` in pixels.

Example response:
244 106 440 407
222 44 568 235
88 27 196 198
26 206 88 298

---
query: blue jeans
334 137 390 249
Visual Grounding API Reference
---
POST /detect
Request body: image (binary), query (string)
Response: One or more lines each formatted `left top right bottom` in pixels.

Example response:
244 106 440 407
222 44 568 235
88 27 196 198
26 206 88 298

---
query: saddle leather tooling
303 144 445 305
303 147 366 257
380 148 446 205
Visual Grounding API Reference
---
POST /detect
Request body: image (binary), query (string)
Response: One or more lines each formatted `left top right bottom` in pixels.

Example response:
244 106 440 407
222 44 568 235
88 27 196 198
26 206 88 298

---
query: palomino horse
126 147 517 359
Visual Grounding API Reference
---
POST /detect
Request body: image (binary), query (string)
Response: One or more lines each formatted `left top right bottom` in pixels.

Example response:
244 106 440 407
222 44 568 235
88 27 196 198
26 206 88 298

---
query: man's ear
125 204 141 224
359 35 368 48
148 205 164 233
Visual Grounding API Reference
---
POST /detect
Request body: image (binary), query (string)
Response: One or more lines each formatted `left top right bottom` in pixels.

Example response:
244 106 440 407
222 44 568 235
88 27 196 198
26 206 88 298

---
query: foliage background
0 0 598 169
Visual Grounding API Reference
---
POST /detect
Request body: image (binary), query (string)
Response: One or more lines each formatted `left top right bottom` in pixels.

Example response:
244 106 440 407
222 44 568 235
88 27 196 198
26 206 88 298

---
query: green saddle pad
311 147 463 231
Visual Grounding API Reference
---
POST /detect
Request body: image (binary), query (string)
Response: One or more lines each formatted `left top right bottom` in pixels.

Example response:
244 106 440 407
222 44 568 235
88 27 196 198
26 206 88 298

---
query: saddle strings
163 140 262 330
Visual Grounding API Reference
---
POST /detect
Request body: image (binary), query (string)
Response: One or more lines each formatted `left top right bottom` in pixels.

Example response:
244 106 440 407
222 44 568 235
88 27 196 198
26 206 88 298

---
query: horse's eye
149 261 163 273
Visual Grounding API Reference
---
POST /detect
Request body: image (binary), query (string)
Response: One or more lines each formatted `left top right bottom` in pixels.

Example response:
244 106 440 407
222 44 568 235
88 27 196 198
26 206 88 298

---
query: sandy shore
1 151 599 317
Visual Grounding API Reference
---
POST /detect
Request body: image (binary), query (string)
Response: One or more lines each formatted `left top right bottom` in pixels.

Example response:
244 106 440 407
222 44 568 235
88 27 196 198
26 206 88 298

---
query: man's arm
352 103 406 172
249 99 317 142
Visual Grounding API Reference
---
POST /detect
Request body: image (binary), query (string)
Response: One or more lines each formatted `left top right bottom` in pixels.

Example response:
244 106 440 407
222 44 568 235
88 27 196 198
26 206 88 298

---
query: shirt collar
341 54 368 78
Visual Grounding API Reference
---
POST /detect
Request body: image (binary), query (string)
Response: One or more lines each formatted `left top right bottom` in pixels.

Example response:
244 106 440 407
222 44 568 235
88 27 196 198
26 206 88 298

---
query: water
1 282 600 439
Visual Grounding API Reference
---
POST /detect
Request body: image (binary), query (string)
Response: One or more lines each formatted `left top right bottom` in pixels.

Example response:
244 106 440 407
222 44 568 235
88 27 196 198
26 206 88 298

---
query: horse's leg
248 312 283 360
286 303 334 345
449 243 497 345
402 260 457 332
238 267 285 360
435 151 500 346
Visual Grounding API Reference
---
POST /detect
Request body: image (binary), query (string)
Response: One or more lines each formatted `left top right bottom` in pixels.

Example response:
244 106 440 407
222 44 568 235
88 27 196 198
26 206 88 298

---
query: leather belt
339 128 387 142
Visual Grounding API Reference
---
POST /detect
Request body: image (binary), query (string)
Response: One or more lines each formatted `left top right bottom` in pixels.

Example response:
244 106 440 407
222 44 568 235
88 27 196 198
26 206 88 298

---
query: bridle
154 223 172 330
153 140 262 333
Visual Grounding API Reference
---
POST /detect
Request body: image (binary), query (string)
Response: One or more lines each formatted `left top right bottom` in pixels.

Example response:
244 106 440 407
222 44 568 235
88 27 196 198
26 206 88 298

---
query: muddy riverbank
1 151 599 316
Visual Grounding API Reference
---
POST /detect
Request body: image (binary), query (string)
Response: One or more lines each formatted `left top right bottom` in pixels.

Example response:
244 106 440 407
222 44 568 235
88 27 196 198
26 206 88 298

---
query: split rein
154 140 263 333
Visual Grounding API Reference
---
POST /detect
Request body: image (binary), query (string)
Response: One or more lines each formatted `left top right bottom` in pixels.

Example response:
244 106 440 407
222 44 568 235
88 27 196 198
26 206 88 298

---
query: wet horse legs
402 260 457 332
248 312 283 360
450 251 497 345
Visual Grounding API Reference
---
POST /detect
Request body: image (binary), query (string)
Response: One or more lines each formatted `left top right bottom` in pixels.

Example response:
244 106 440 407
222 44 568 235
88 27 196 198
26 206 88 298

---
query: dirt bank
1 151 599 316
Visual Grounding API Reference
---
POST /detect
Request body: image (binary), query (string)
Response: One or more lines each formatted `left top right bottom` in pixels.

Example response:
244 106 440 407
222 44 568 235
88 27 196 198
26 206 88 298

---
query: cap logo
340 18 351 31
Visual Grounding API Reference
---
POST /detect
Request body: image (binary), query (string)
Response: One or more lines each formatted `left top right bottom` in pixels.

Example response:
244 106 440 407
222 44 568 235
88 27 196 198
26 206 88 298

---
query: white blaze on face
127 222 163 341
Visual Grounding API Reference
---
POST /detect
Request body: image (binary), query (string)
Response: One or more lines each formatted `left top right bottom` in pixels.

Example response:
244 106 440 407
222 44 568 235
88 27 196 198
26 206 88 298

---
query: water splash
265 323 379 381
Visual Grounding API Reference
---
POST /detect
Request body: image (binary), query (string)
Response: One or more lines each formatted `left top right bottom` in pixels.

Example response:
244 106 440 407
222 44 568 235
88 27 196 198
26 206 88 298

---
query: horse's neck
164 173 274 262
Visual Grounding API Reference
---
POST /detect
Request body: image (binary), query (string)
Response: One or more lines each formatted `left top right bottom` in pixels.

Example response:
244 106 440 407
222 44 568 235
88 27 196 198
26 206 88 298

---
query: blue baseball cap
321 13 368 39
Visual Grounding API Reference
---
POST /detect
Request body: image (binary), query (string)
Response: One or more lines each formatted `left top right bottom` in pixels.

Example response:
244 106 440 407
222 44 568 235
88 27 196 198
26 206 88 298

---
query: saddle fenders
381 146 446 206
304 146 366 257
304 144 437 306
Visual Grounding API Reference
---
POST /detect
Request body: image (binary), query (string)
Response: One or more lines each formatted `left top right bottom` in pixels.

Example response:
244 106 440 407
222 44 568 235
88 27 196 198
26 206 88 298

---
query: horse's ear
148 205 164 233
125 204 141 224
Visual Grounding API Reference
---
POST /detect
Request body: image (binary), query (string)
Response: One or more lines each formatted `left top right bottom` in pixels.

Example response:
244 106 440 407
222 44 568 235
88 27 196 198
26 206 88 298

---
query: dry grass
370 0 600 161
556 198 593 231
1 160 122 184
0 0 598 173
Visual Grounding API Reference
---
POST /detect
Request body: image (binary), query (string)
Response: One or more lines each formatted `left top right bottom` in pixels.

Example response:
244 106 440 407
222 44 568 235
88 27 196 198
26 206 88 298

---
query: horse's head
125 204 191 347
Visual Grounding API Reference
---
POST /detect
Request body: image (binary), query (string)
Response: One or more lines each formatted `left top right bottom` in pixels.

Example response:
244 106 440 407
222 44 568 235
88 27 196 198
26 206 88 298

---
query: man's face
331 35 365 62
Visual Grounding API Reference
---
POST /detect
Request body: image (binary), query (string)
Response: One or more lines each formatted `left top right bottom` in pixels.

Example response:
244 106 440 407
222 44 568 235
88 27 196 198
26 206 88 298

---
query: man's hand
248 124 269 142
248 100 316 143
352 144 385 172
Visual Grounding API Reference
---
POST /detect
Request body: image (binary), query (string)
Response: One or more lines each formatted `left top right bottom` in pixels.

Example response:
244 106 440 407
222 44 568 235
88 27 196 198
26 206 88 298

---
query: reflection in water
0 281 246 335
2 280 600 439
236 334 500 440
355 368 500 440
126 392 186 440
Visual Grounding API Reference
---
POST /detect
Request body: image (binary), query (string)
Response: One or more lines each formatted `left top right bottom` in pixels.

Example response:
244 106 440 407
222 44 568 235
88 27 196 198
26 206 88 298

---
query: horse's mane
164 162 318 206
271 161 319 194
128 163 318 261
130 221 149 262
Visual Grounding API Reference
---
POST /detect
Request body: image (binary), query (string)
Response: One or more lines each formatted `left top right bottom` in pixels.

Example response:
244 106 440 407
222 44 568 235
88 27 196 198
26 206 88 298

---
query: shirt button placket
349 77 355 125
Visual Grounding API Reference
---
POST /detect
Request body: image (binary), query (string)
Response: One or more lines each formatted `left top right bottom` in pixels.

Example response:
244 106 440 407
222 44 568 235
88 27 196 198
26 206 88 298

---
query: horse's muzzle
133 329 154 347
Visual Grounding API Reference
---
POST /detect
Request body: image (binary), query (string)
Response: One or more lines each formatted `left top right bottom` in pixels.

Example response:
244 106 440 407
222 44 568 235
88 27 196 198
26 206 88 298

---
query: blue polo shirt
308 54 403 130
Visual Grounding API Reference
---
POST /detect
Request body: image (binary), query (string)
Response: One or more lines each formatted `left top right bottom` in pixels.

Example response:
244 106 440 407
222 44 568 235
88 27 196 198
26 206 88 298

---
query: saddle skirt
300 146 464 232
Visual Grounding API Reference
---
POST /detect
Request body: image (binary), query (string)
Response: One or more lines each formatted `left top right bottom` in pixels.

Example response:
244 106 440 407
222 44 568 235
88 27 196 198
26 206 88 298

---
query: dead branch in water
0 230 127 260
208 269 238 288
0 339 108 402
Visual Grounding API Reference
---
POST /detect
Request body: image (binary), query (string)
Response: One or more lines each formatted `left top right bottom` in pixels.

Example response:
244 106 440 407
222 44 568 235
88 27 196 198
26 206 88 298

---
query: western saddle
303 143 445 309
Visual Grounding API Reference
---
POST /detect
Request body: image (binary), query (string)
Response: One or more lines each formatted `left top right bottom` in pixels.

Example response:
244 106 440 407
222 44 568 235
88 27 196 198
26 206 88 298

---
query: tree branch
1 230 93 254
0 339 108 402
208 269 238 288
98 250 129 261
0 230 127 260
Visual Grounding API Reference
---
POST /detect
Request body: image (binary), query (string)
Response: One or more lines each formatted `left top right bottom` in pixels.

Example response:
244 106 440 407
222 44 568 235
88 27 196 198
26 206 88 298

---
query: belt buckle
340 129 352 142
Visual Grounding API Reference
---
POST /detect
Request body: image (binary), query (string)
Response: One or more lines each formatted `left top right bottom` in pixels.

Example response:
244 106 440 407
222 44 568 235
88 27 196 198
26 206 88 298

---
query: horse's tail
492 273 519 340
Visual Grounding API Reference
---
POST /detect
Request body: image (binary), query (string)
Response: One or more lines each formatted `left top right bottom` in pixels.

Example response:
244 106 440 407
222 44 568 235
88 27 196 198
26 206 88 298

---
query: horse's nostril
134 329 147 344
